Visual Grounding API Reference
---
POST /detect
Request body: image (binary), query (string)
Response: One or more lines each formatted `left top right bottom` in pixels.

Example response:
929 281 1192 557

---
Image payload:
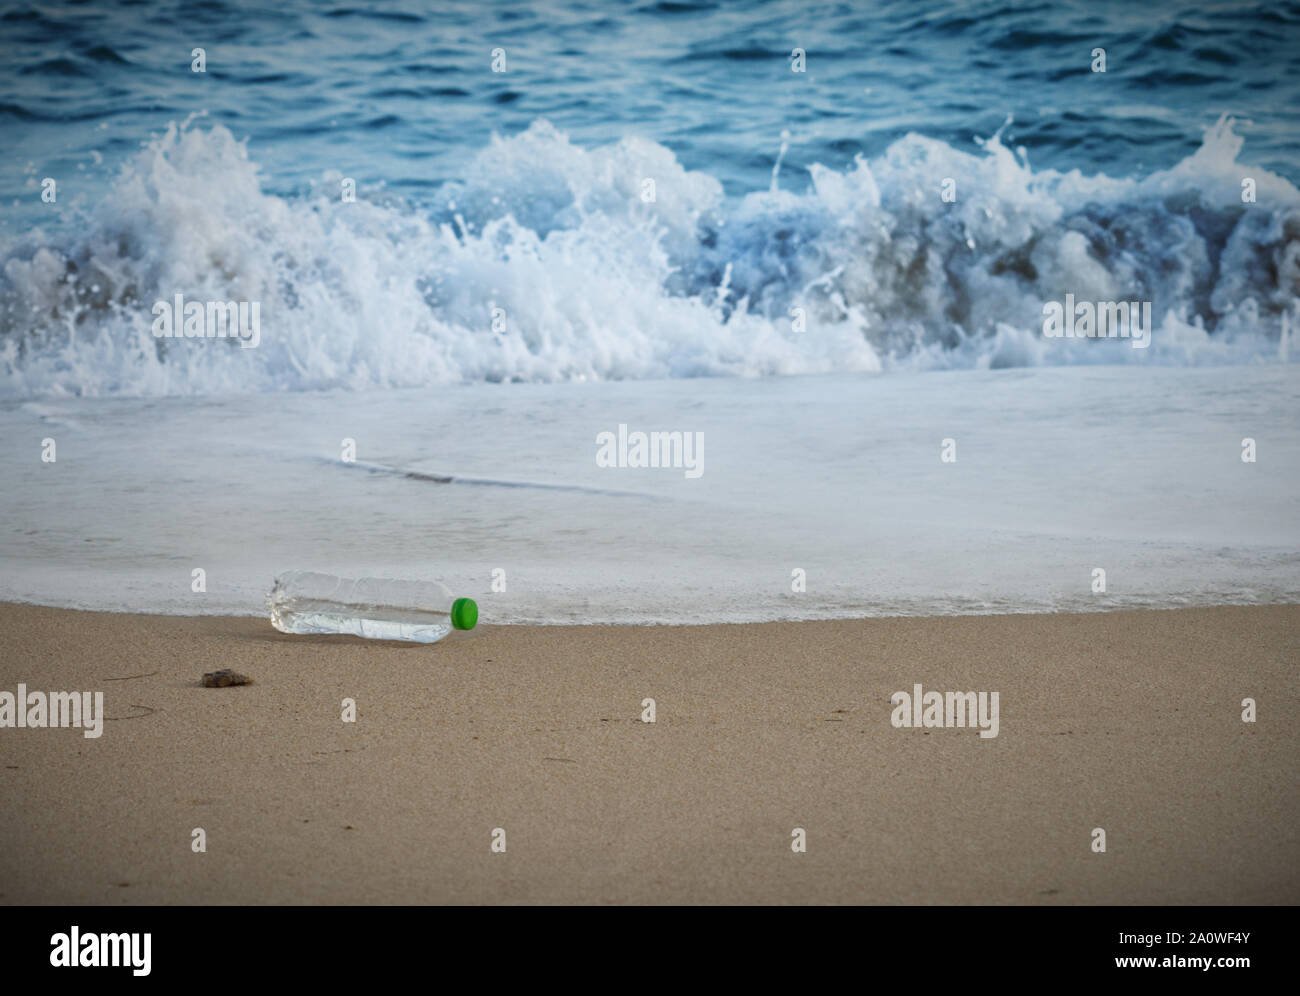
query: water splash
1 114 1296 399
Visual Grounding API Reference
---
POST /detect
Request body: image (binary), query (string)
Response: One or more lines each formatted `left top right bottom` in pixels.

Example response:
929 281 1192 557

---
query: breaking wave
2 114 1297 398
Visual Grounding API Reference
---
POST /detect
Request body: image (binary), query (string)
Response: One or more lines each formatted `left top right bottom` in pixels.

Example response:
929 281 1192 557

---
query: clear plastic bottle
268 570 478 644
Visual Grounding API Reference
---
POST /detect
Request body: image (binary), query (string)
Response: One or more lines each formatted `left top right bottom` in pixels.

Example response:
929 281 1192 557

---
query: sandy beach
1 601 1295 905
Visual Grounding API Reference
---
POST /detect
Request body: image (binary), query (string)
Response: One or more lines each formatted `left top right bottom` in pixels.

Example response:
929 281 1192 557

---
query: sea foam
1 115 1296 399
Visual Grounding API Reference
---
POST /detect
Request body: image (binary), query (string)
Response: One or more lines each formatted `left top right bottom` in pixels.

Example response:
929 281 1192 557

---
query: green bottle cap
450 597 478 631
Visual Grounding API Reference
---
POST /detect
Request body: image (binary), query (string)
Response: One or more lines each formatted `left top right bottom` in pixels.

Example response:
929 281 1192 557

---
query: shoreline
3 595 1299 625
1 601 1296 904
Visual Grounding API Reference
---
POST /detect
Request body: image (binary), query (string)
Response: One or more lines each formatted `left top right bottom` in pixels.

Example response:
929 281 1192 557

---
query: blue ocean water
5 0 1300 204
1 0 1299 395
1 3 1299 620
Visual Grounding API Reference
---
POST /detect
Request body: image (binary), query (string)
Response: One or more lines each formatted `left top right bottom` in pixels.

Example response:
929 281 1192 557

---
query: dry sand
0 602 1296 905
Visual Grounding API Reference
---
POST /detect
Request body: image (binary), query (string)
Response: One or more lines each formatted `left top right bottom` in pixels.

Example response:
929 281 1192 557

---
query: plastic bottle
268 570 478 644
